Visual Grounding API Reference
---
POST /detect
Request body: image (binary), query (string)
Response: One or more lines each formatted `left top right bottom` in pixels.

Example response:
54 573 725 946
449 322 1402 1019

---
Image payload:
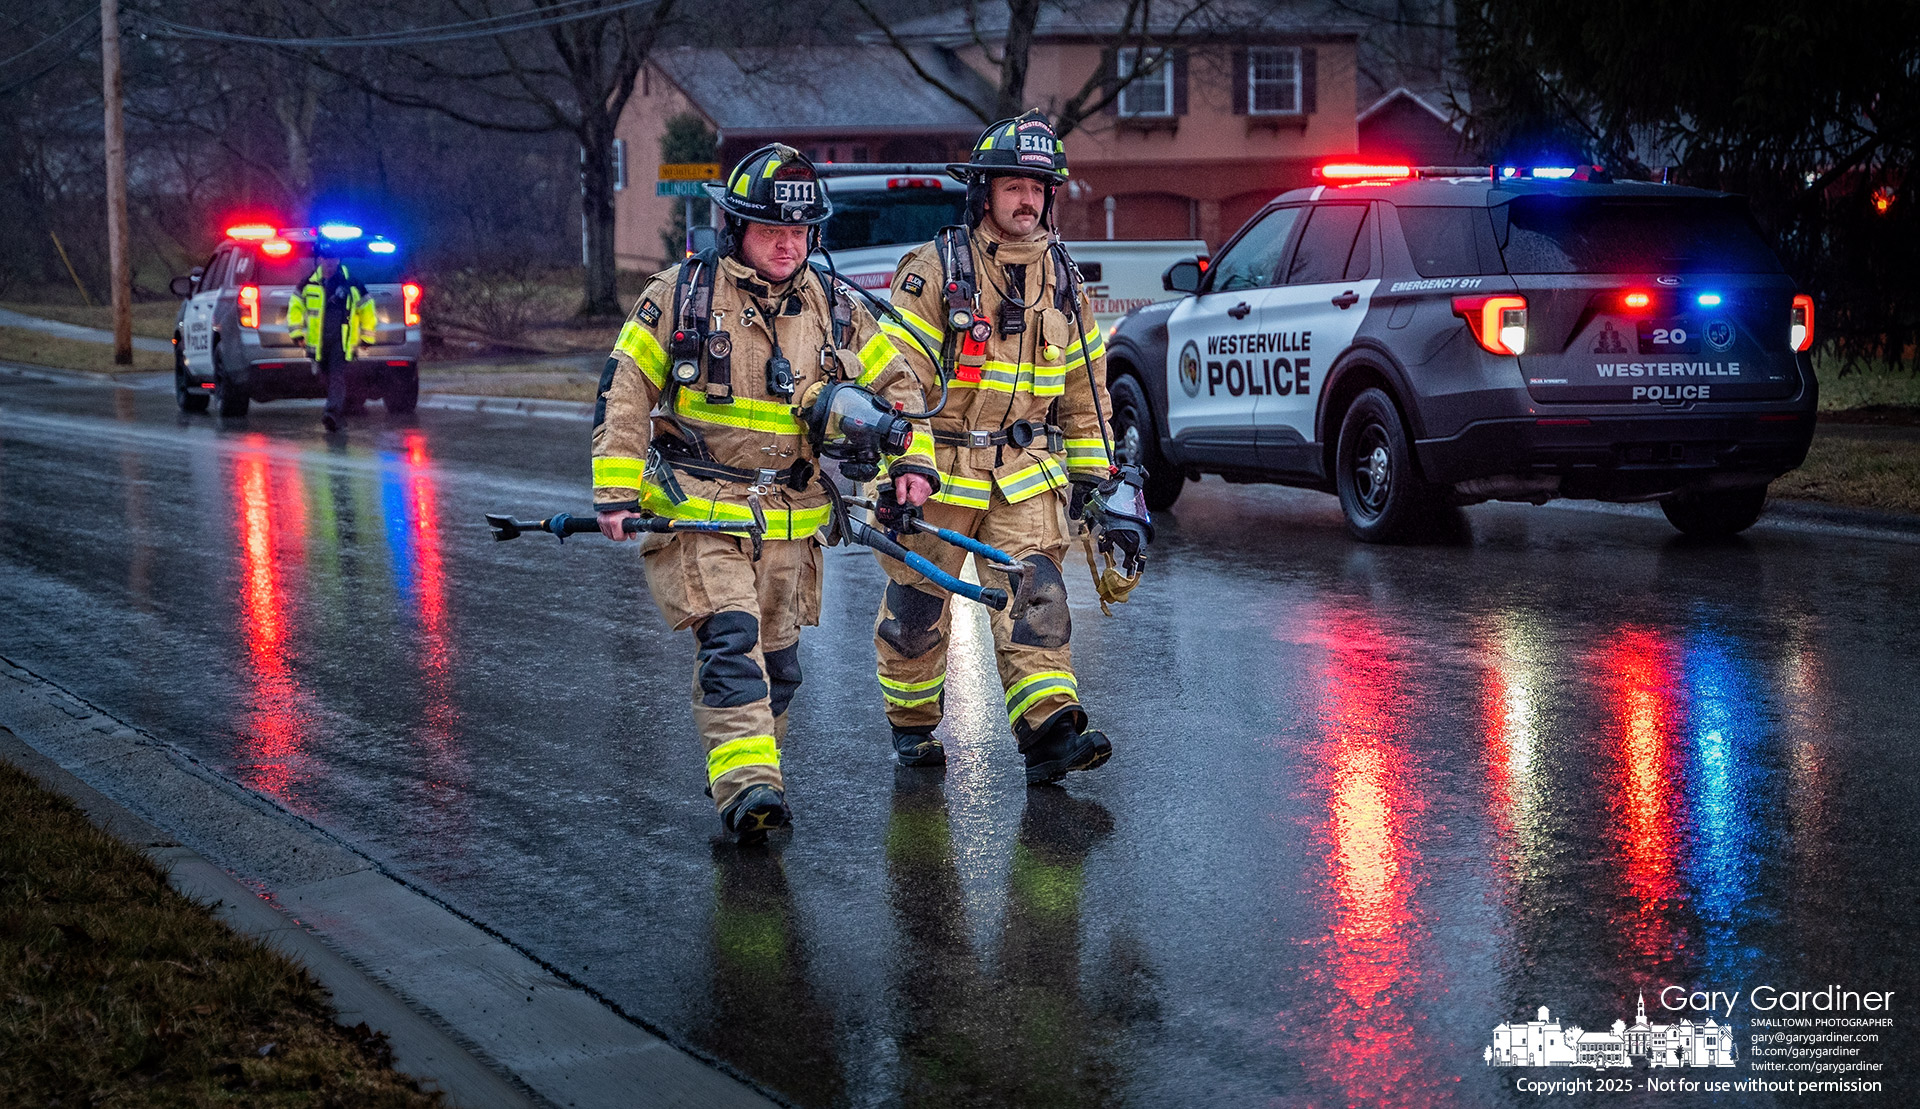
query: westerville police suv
1104 164 1818 540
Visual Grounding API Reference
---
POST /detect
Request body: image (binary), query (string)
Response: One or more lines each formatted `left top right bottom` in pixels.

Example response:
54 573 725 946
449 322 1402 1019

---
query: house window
1249 47 1301 114
1117 48 1173 117
611 138 627 191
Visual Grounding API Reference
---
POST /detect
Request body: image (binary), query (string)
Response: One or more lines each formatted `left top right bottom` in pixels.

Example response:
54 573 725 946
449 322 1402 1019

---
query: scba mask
799 381 914 482
1085 464 1153 605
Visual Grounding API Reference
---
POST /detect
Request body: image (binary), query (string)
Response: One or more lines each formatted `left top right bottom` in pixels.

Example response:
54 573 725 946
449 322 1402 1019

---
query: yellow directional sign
658 162 720 181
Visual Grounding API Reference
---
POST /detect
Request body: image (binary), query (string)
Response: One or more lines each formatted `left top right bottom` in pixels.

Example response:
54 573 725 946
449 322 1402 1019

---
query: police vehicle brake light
403 283 422 327
238 285 260 328
317 223 362 241
1316 163 1414 182
1453 295 1528 356
225 223 276 240
887 177 942 189
260 238 293 257
1790 295 1814 352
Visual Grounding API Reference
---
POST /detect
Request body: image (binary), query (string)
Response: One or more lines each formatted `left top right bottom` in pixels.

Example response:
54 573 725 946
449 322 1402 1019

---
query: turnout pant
643 531 822 813
873 489 1082 748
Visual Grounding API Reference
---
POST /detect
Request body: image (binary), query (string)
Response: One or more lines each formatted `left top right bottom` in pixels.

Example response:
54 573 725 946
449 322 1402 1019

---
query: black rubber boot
1021 712 1112 786
719 784 791 844
892 728 945 768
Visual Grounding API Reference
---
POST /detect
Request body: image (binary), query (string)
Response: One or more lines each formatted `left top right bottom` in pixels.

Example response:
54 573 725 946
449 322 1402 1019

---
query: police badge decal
1179 340 1202 398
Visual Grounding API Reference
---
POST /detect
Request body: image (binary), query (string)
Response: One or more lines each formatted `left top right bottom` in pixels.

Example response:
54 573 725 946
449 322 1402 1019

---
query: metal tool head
485 514 524 541
988 560 1036 621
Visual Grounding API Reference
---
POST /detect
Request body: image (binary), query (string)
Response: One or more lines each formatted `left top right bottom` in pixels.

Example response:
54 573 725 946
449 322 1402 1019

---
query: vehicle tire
1660 486 1767 537
210 341 250 418
1108 373 1183 510
1334 387 1438 543
174 342 208 413
383 363 419 416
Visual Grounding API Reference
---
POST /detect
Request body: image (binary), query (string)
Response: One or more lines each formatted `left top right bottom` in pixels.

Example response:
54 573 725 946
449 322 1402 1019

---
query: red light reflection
392 432 467 820
1594 627 1683 958
233 437 311 798
1291 606 1431 1106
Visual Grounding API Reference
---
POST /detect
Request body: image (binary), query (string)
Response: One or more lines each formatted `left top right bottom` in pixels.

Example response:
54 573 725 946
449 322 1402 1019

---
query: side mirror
1162 258 1202 294
169 274 196 298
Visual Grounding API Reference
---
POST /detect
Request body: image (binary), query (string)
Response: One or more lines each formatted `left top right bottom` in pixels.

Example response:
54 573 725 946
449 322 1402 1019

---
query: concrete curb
0 655 779 1109
0 726 534 1109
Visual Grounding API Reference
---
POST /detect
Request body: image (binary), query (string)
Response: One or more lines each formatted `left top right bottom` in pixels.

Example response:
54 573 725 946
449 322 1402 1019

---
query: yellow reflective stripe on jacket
879 672 945 708
1063 328 1106 361
996 456 1067 503
1064 438 1110 472
906 426 935 462
854 333 896 386
638 482 831 541
707 735 780 785
593 456 648 487
616 321 669 389
931 472 991 509
1005 670 1078 724
1030 366 1066 396
674 390 804 435
892 306 944 345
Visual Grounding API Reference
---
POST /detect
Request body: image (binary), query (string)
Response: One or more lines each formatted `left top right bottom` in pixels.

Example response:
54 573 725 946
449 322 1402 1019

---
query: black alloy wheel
174 340 208 413
1334 387 1436 543
210 340 250 418
1108 374 1184 510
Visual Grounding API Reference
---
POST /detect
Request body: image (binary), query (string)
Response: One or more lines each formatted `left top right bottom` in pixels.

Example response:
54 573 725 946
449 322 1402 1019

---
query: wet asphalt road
2 370 1917 1108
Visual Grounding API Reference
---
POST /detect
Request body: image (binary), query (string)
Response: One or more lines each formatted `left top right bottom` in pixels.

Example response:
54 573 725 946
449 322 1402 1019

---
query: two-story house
611 2 1367 269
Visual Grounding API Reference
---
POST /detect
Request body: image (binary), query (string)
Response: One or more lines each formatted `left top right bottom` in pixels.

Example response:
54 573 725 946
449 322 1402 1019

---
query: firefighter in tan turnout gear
593 145 939 842
873 111 1148 784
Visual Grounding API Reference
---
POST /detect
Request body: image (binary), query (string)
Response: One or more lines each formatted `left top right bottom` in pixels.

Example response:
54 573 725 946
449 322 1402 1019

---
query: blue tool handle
852 518 1008 610
919 524 1018 568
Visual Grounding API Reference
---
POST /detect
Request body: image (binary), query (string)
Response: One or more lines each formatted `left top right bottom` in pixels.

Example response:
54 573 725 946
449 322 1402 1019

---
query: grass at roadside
0 301 179 342
0 757 441 1107
0 326 171 374
1813 355 1920 412
1773 425 1920 515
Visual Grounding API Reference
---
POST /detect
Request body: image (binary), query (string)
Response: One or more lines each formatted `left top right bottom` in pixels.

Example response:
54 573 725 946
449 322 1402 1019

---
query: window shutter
1231 48 1248 114
1172 48 1189 115
1302 47 1317 114
1102 49 1120 115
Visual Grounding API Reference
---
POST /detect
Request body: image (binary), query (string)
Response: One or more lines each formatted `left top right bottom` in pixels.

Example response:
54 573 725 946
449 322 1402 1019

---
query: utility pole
101 0 132 365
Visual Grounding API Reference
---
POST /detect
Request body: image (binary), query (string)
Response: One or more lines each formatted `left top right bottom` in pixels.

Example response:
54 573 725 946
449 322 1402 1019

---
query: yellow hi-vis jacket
592 254 938 542
286 264 378 361
879 220 1112 511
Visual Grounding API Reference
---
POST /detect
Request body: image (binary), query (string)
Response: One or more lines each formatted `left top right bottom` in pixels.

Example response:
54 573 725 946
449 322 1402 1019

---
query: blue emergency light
367 239 397 254
1697 293 1723 307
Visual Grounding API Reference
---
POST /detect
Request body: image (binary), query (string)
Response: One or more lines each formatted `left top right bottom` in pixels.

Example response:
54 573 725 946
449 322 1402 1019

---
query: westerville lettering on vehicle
1595 361 1744 377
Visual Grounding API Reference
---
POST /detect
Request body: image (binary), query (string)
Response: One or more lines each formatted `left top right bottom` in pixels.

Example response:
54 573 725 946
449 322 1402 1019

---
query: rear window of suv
239 245 408 286
1498 196 1783 274
822 188 967 251
1394 206 1495 278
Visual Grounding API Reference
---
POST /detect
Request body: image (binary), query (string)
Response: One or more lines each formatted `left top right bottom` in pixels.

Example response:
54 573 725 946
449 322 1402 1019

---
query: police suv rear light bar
225 223 277 240
887 177 943 189
1314 163 1619 183
1453 294 1528 356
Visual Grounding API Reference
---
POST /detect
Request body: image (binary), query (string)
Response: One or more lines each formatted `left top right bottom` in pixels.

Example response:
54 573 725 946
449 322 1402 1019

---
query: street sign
655 180 710 197
658 162 720 181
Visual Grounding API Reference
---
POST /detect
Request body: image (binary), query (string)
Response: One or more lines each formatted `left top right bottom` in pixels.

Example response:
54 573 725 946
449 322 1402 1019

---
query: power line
134 0 661 50
0 6 97 71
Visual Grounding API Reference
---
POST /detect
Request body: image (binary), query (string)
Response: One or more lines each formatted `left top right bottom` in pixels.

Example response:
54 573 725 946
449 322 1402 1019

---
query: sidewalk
0 306 173 354
0 655 779 1109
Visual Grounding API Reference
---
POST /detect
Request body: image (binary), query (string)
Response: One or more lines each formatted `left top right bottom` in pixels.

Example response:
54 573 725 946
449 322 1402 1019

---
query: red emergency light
225 223 277 240
402 283 422 327
238 285 260 328
1623 291 1651 310
1316 162 1414 182
887 177 942 189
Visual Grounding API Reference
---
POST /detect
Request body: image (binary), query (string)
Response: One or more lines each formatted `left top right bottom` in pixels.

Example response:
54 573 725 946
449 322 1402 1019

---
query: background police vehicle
812 165 1204 335
170 223 423 418
1104 162 1819 541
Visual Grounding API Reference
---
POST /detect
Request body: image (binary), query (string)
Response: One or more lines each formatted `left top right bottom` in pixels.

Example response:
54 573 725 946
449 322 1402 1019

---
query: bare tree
852 0 1219 138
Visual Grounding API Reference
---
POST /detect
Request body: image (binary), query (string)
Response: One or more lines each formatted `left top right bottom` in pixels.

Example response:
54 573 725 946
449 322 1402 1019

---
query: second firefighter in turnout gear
286 243 379 432
873 111 1129 783
594 144 939 842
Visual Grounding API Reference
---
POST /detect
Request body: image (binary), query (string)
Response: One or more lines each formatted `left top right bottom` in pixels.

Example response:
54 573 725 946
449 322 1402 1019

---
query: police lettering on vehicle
1202 331 1312 397
1634 385 1712 401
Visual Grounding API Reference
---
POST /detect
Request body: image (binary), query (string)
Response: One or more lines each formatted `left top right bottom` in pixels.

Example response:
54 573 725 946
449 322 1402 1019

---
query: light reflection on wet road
2 374 1915 1106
